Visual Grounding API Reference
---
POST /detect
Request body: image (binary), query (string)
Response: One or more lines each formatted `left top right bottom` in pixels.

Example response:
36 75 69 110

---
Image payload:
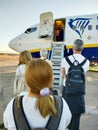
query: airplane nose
8 40 14 49
8 39 18 51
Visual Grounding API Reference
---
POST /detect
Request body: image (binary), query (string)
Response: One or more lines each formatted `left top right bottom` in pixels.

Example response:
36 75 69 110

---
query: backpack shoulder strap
46 96 63 130
79 58 87 66
13 96 31 130
65 56 73 66
13 95 63 130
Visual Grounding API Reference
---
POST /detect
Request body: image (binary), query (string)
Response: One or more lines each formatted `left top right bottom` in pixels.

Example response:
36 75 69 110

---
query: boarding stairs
50 42 64 92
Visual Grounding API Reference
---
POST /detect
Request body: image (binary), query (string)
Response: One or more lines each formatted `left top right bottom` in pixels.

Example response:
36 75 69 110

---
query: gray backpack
13 95 63 130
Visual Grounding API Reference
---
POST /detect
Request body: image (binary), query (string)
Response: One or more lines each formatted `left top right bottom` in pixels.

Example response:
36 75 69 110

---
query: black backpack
65 56 87 95
13 95 63 130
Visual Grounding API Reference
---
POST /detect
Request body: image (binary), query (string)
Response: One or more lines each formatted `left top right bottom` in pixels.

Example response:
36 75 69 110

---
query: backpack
65 56 87 95
13 95 63 130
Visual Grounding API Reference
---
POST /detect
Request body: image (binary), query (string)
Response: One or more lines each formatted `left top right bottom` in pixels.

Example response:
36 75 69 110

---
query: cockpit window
25 27 37 33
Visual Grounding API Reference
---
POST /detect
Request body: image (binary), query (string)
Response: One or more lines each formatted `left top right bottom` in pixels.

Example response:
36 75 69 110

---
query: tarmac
0 55 98 130
80 71 98 130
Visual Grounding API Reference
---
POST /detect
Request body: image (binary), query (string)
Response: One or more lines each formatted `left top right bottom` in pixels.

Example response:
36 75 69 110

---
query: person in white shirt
61 39 90 130
40 48 52 67
13 50 33 95
3 59 71 130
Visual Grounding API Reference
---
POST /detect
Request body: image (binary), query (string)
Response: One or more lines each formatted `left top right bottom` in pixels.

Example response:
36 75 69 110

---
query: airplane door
39 12 53 38
53 19 65 42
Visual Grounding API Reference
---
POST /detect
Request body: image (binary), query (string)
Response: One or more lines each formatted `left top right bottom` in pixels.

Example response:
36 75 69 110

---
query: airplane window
25 27 37 33
88 25 92 30
31 27 37 32
96 25 98 30
25 28 31 33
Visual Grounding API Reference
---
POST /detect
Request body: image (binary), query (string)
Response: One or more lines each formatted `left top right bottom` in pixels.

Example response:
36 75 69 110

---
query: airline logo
68 18 91 38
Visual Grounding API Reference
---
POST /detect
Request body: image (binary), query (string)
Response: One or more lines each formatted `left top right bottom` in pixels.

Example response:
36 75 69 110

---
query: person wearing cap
3 59 71 130
61 39 90 130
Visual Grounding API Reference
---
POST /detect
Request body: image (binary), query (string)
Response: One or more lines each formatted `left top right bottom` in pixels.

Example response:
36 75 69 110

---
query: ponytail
36 96 57 118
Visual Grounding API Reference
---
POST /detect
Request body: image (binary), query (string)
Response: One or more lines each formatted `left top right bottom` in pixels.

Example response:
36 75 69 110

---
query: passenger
56 29 60 41
59 27 64 41
13 50 33 95
3 59 71 130
40 48 52 67
61 39 90 130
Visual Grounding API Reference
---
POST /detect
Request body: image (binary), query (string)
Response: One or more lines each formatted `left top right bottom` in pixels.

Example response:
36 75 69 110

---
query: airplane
9 12 98 71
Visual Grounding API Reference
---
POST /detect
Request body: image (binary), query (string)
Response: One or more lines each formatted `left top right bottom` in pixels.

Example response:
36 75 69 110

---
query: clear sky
0 0 98 53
